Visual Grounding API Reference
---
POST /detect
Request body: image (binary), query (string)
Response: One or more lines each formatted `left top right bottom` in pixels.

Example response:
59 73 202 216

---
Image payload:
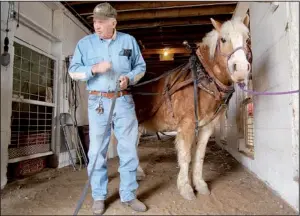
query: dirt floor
1 134 298 215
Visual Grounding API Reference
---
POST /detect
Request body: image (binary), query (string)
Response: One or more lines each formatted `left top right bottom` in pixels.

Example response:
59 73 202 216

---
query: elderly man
68 2 146 215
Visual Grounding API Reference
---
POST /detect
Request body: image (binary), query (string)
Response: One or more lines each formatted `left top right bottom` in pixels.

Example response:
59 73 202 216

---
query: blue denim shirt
68 31 146 92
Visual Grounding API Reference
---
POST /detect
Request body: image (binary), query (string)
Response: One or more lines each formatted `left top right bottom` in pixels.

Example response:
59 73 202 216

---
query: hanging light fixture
163 48 169 56
160 47 173 61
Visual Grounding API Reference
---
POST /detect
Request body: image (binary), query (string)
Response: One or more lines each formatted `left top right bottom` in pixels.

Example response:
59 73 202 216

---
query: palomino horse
129 15 252 200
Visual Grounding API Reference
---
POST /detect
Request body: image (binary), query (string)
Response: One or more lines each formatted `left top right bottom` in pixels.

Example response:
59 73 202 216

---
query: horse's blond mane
200 17 250 59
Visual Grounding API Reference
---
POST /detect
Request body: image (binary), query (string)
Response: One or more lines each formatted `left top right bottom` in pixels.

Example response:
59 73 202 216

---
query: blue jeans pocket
88 95 100 109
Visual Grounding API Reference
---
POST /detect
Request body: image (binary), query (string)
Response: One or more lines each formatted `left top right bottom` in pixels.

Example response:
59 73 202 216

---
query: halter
215 37 252 75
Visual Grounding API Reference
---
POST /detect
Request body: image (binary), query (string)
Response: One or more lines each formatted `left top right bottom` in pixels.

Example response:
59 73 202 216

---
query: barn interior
1 1 298 215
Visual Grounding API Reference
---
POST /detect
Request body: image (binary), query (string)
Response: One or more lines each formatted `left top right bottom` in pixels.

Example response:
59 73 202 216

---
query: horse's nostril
247 63 250 71
233 63 237 71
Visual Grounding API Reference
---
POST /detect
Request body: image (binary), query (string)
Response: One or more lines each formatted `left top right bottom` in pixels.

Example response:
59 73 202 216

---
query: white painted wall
1 2 16 189
215 2 299 212
0 2 92 188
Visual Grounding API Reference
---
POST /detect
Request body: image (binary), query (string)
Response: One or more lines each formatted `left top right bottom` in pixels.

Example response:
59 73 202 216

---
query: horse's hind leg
176 120 196 200
192 123 215 195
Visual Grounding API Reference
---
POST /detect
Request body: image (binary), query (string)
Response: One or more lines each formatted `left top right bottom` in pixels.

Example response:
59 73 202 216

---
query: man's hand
119 76 129 90
92 61 112 74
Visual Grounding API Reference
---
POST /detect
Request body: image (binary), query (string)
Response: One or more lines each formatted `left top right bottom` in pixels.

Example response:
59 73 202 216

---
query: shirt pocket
118 48 132 71
118 56 131 71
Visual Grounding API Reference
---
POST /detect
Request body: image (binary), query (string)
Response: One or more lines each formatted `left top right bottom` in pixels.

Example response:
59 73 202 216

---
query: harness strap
163 76 175 118
169 63 191 89
137 78 193 124
189 53 200 137
133 63 187 87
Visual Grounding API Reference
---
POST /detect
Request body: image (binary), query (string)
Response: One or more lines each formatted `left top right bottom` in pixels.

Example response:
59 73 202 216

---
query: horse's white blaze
228 33 249 76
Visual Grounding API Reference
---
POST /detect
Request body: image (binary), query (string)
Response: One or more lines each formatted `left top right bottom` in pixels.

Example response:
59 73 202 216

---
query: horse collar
195 49 235 98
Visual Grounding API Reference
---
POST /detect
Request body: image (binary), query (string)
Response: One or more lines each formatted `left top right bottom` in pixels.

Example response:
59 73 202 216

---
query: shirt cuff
86 65 94 80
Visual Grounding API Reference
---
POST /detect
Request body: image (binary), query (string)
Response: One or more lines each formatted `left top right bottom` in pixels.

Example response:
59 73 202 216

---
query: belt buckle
119 91 123 97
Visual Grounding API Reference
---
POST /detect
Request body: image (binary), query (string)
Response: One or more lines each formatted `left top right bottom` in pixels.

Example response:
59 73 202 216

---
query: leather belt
89 90 130 99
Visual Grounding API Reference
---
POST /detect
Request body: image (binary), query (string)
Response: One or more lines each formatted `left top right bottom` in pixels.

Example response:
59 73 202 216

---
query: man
68 2 147 215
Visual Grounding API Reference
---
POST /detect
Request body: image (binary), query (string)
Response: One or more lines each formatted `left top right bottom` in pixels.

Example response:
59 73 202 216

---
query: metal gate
9 39 57 162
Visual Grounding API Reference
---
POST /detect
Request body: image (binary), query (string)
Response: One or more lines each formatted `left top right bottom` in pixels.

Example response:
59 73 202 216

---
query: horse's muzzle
233 62 251 73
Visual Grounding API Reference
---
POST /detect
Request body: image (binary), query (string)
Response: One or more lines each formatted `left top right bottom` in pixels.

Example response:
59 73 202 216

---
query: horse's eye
221 38 226 43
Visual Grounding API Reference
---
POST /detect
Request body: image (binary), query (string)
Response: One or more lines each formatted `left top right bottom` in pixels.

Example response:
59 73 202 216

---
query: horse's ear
210 18 222 32
243 14 250 28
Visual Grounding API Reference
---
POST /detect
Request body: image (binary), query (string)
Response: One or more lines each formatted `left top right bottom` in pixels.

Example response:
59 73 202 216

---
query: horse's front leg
176 120 196 200
192 124 214 195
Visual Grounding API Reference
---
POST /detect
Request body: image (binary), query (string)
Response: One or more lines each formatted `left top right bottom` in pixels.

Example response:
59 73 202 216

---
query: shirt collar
95 29 117 42
111 29 117 40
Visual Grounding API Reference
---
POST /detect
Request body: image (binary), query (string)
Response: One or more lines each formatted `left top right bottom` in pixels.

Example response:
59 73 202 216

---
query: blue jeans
87 94 139 202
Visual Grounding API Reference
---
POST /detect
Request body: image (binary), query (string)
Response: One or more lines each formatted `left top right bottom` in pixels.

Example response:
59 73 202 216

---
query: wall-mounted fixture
1 36 10 67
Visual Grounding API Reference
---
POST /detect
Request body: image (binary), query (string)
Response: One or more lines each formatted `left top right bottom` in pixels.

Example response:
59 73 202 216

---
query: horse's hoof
195 181 210 195
197 186 210 195
180 185 196 200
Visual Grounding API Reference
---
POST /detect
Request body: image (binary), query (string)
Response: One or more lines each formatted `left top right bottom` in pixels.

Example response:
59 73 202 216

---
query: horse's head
201 15 252 84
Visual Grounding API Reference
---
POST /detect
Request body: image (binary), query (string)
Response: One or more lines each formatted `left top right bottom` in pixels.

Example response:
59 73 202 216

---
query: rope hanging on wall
65 55 80 126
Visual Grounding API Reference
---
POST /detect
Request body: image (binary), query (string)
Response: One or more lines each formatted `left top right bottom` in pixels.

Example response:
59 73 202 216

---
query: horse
127 15 252 200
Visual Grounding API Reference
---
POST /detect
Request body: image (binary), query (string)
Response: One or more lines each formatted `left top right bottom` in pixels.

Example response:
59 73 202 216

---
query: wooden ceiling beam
136 34 205 43
73 1 237 15
141 38 204 44
110 5 236 22
142 44 198 50
118 21 209 31
138 38 206 50
122 25 213 37
141 39 203 48
115 15 231 30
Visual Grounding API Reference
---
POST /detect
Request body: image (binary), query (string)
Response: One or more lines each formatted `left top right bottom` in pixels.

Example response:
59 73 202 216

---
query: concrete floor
1 135 297 215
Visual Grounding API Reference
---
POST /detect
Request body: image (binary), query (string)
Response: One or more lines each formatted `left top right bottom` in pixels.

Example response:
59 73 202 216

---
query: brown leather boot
92 200 105 215
122 198 147 212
